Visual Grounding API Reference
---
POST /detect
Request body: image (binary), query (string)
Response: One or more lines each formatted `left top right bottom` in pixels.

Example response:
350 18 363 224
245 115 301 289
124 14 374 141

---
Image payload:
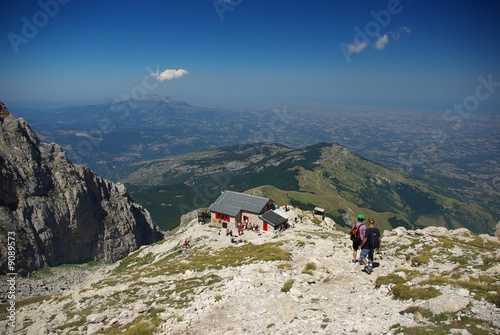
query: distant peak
128 94 191 107
140 94 163 101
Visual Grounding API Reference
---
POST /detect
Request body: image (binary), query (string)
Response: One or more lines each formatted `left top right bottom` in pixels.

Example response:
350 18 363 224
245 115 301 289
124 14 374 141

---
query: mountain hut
208 190 273 229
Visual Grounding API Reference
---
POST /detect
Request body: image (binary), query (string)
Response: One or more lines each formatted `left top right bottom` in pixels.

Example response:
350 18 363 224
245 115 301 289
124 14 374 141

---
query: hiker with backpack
350 214 366 263
358 218 381 274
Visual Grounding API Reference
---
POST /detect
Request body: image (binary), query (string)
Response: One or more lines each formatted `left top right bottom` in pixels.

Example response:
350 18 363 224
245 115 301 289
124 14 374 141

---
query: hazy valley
10 96 498 232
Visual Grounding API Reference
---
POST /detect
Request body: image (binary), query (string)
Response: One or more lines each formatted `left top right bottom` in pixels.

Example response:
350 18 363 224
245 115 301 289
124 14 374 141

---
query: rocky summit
0 101 163 275
2 206 499 334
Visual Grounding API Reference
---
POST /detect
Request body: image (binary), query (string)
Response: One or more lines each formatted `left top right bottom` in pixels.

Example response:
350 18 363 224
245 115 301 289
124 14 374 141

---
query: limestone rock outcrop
0 101 163 275
4 207 499 335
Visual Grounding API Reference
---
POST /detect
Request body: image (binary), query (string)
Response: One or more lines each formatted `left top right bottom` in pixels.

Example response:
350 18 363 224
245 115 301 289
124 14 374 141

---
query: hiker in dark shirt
358 219 381 274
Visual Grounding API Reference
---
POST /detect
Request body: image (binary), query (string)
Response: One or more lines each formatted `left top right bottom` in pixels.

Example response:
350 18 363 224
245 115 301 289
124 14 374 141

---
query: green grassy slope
119 142 495 234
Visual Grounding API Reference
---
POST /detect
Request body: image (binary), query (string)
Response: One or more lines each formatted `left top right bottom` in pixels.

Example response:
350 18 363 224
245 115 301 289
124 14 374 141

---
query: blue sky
1 0 500 112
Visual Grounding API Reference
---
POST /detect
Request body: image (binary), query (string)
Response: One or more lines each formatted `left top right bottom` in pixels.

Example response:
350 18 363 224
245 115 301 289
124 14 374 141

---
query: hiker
350 214 366 263
183 239 190 249
358 218 381 274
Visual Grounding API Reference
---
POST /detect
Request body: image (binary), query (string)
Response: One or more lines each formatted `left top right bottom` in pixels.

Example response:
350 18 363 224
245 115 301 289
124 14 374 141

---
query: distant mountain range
117 142 496 234
9 96 498 232
10 95 265 173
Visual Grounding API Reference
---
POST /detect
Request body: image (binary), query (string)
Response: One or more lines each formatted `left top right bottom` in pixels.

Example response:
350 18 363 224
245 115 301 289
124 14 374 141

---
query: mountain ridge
11 97 498 223
117 142 496 234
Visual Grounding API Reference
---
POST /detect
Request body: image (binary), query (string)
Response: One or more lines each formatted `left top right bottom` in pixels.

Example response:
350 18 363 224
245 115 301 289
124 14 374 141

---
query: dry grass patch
391 285 441 301
376 271 441 301
281 279 295 293
420 275 500 307
100 308 164 334
393 307 494 335
410 254 430 267
302 262 317 276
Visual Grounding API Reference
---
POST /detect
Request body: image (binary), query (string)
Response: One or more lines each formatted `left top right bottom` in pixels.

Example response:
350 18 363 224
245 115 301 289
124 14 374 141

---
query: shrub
277 263 292 270
281 279 295 293
411 254 430 267
302 262 317 275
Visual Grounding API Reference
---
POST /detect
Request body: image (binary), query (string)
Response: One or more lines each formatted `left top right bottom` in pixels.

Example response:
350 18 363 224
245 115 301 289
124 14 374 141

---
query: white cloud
375 34 389 50
151 69 189 82
347 40 368 54
343 25 410 61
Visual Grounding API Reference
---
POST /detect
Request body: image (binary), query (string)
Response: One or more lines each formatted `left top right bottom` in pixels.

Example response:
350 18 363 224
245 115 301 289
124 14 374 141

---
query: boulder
424 293 469 315
322 217 336 230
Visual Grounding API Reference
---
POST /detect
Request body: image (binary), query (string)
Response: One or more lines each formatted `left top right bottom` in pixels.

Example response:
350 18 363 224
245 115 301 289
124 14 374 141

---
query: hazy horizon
1 0 500 113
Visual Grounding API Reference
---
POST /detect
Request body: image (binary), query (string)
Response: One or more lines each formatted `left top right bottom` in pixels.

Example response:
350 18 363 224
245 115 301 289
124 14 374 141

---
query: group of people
222 223 260 244
225 222 260 237
273 224 287 234
350 214 382 275
224 228 244 242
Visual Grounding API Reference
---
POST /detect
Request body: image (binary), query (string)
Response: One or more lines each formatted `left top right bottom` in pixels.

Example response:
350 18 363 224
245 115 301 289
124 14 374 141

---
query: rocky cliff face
0 101 163 275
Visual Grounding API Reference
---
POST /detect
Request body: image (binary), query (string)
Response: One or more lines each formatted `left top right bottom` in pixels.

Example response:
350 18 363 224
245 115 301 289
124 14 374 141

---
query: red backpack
349 224 360 241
